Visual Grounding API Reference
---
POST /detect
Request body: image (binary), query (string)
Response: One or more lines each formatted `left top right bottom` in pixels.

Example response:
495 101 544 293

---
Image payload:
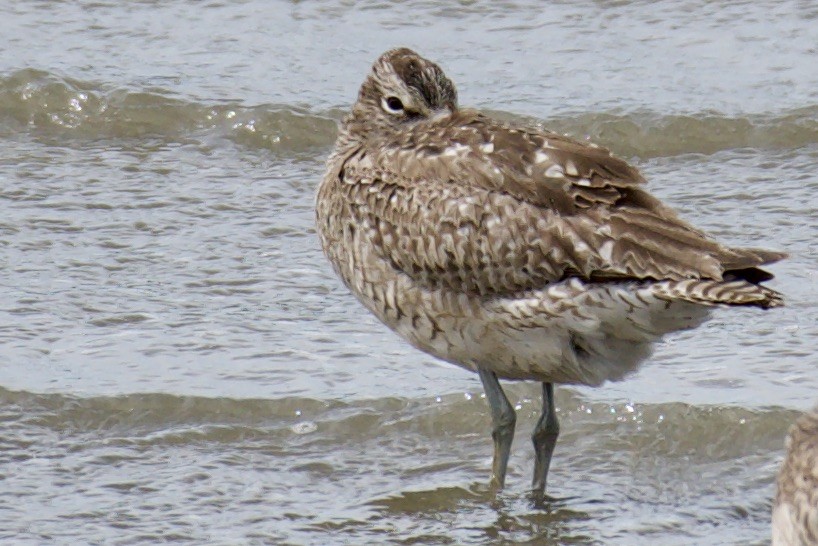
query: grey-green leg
532 382 559 496
477 368 516 489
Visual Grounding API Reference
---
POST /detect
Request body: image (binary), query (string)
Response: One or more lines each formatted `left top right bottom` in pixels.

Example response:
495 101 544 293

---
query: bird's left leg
532 382 560 497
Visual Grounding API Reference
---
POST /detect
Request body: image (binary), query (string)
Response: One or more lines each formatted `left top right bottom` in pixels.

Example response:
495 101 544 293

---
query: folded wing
339 110 784 304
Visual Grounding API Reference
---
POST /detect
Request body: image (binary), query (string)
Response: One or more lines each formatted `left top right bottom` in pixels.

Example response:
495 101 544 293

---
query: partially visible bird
773 407 818 546
315 47 786 496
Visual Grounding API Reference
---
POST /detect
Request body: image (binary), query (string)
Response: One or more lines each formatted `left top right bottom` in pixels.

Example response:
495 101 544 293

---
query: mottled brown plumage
315 47 786 494
774 407 818 546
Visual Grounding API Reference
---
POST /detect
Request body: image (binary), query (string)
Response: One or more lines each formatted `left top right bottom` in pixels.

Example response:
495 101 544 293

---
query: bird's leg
531 382 560 497
477 368 516 489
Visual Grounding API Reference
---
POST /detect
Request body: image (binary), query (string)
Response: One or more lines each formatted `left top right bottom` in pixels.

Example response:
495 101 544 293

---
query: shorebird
315 47 785 496
773 407 818 545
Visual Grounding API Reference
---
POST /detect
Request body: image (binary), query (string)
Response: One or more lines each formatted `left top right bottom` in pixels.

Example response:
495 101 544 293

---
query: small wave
0 386 801 452
1 67 816 157
88 313 153 327
493 107 818 158
0 68 338 153
0 387 344 436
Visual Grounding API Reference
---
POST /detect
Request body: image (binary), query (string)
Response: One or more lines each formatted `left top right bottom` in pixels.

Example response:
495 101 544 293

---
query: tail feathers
651 279 784 309
718 246 786 296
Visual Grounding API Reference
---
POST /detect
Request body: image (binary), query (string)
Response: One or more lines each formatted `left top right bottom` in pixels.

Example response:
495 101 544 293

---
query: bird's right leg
477 368 516 489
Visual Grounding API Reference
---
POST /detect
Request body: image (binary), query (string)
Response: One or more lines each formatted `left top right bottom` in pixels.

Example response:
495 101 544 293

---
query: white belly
359 275 711 387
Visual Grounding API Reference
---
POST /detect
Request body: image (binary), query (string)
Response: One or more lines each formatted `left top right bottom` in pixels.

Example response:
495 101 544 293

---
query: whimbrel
315 47 785 496
773 407 818 545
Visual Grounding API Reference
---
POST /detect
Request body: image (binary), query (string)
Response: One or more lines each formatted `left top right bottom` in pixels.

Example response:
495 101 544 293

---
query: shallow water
1 1 817 544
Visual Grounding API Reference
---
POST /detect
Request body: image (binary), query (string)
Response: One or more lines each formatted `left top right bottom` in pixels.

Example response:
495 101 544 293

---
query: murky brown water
1 1 817 544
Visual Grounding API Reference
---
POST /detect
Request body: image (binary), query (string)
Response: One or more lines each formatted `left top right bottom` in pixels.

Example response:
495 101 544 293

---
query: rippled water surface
1 1 817 544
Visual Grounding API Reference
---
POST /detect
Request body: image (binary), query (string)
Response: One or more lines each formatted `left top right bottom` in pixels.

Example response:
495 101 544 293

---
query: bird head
346 48 459 135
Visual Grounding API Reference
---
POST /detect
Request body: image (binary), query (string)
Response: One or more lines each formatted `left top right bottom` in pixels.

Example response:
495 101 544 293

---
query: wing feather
339 110 784 296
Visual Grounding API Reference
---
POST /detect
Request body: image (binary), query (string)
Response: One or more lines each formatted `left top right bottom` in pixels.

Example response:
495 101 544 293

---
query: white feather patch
442 143 470 157
545 164 565 178
598 240 614 263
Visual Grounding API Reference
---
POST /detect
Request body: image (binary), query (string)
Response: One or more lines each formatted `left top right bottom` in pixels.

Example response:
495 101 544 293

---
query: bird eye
382 96 405 114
